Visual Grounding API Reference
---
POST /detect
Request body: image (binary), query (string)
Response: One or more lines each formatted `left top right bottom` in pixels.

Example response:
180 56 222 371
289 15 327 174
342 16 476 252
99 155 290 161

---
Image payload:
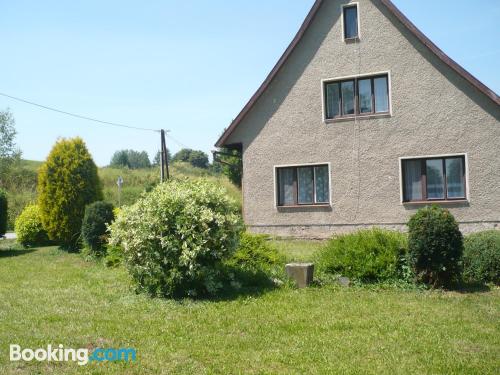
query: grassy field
0 239 498 374
3 160 241 230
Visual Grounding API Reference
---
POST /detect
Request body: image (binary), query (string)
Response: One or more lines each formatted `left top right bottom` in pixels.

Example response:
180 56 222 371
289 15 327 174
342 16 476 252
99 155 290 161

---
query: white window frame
273 162 332 208
341 2 361 42
398 153 470 204
321 70 392 123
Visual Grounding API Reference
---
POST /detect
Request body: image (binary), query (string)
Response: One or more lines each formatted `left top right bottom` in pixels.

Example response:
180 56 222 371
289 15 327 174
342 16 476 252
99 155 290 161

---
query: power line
0 91 160 133
166 133 190 149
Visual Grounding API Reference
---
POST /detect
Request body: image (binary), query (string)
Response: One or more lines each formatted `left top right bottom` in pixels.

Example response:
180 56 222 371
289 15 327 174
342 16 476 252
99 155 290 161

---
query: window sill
277 204 331 209
402 199 468 205
344 37 360 43
325 113 391 123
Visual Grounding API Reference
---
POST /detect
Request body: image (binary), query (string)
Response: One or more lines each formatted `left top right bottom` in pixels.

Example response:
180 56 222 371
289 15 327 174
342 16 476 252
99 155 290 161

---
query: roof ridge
215 0 499 147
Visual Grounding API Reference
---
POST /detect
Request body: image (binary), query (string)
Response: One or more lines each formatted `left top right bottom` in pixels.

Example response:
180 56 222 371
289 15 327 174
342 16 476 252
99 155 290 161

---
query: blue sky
1 0 498 166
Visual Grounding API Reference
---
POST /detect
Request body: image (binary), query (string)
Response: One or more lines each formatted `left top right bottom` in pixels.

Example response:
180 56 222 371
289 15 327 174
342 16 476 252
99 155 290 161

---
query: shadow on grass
168 268 281 303
448 282 492 294
0 249 37 258
206 283 278 302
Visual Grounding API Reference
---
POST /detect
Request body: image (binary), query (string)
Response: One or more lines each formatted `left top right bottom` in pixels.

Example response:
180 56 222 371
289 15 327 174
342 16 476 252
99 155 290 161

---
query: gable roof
215 0 500 148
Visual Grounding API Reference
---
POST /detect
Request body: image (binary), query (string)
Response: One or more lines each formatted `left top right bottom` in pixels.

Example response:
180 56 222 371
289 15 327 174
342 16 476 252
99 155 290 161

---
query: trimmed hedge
81 201 115 256
14 204 49 247
316 228 408 282
463 230 500 284
408 205 463 286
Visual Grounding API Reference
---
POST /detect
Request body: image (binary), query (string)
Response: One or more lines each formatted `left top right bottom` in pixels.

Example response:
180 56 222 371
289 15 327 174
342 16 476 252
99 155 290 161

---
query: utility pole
160 130 165 182
160 129 170 182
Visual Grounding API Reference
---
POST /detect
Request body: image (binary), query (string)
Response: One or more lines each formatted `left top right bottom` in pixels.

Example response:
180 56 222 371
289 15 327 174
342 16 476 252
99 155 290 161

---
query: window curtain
403 160 422 201
374 77 389 113
314 166 329 203
426 159 445 199
341 81 355 115
358 79 372 113
446 158 465 198
297 167 314 204
278 168 294 205
326 83 340 119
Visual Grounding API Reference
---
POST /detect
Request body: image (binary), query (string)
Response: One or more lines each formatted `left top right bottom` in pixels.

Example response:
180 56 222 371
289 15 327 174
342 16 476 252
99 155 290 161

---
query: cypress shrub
0 189 7 236
81 201 115 256
408 205 463 286
38 137 103 248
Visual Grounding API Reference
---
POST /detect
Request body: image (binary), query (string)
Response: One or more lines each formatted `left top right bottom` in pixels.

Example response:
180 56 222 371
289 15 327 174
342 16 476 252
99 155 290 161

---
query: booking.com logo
9 344 136 366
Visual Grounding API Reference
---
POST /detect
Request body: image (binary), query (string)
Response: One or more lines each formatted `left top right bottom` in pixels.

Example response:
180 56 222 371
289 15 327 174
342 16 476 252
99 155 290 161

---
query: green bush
38 138 103 248
104 245 124 268
316 228 408 282
109 178 243 298
14 204 49 247
225 232 285 286
0 189 7 236
463 230 500 284
81 201 115 256
408 205 463 286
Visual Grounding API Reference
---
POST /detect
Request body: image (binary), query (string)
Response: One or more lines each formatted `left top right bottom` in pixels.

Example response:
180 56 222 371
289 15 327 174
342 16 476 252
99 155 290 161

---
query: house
215 0 500 238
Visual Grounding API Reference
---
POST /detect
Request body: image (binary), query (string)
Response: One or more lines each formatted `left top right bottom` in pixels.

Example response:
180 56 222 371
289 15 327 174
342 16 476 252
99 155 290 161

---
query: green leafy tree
172 148 193 163
110 149 151 169
172 148 209 169
188 150 209 169
38 137 103 248
152 149 172 166
215 147 242 187
0 109 22 186
110 150 129 168
128 150 151 169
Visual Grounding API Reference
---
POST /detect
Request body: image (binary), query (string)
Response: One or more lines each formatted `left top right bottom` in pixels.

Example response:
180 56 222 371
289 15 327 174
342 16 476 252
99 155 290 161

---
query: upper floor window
324 74 390 120
343 4 359 40
277 164 330 206
401 155 467 202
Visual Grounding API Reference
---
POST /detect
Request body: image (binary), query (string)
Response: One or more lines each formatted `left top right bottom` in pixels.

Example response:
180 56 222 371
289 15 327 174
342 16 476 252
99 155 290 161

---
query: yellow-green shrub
38 138 102 248
15 204 49 247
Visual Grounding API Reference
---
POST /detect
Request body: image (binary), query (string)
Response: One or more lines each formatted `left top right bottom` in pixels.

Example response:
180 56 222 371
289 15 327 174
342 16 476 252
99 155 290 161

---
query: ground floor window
277 164 330 206
402 155 466 202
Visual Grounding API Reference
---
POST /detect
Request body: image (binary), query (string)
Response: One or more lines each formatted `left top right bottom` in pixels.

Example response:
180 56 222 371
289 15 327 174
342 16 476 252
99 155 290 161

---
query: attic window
324 74 390 119
343 4 359 40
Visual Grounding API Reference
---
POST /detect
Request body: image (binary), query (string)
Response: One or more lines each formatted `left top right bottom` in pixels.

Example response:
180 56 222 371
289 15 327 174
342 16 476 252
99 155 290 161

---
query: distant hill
4 160 241 231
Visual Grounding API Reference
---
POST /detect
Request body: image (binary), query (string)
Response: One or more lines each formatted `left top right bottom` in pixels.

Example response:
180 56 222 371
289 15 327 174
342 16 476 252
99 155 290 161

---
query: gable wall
224 0 500 237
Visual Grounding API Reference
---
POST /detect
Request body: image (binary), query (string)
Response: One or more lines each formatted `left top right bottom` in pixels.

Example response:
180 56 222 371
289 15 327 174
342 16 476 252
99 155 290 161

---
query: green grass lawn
0 239 498 374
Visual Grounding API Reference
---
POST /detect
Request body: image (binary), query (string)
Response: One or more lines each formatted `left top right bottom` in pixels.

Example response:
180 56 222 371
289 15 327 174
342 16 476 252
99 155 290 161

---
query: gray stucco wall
223 0 500 238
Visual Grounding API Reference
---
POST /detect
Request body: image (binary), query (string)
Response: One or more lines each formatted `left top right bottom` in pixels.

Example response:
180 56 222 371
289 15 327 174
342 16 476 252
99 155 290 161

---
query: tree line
109 148 210 170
